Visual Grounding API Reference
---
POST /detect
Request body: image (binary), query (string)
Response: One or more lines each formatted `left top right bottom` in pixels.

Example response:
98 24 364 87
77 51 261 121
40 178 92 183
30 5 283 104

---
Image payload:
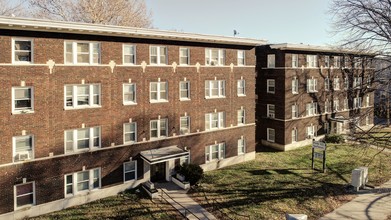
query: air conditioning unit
180 128 189 135
210 61 216 66
18 151 30 161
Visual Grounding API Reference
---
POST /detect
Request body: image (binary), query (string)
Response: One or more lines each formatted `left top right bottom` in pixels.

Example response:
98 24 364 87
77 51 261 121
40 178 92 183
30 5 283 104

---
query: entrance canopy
140 146 189 165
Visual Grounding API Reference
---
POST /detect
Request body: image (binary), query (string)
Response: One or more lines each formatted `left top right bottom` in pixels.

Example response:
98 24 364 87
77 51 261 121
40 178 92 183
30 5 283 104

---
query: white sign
312 141 326 150
314 152 323 159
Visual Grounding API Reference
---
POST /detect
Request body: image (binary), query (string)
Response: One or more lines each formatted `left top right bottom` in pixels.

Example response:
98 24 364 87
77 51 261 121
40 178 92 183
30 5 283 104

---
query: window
65 168 100 196
354 57 361 68
292 77 299 94
150 81 168 102
65 126 101 153
292 104 298 118
333 77 340 90
123 83 136 105
205 112 225 130
267 104 275 118
65 84 101 109
205 143 225 162
150 118 168 139
123 44 135 64
324 122 330 134
333 98 340 112
366 95 370 107
179 48 190 65
334 56 341 68
205 48 225 66
13 135 33 162
180 116 190 135
237 50 245 66
353 77 362 89
150 46 167 65
267 79 275 94
307 78 318 93
267 128 275 142
291 128 298 143
15 182 35 209
366 77 372 88
13 38 33 63
179 81 190 100
124 122 137 144
237 109 245 125
344 98 349 110
325 56 330 68
238 137 245 155
344 56 350 68
12 87 33 113
325 100 331 113
205 80 225 98
324 77 330 91
124 161 137 182
237 79 246 96
65 41 100 64
267 54 275 68
306 102 318 116
353 97 362 109
292 54 298 68
344 77 349 90
306 55 318 67
306 124 316 139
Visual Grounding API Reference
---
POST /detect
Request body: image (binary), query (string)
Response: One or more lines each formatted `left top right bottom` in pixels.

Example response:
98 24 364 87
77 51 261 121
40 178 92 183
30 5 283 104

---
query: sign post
312 140 326 173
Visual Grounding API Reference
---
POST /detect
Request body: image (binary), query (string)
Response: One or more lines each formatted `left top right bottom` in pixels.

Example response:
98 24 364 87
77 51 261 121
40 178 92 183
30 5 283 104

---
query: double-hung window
307 78 318 93
205 48 225 66
237 109 245 125
238 137 246 155
179 48 190 65
123 44 136 65
344 77 349 90
334 56 341 68
353 97 362 109
333 98 340 112
292 128 298 143
292 77 299 94
267 128 275 142
65 41 100 64
123 83 136 105
12 87 34 113
344 98 349 110
205 112 225 130
366 95 370 107
306 102 318 116
65 126 101 153
205 143 225 162
13 135 34 162
123 161 137 182
65 84 101 109
124 122 137 144
150 118 168 139
324 77 330 91
65 168 101 196
237 50 245 66
267 79 275 94
205 80 225 98
12 38 33 63
180 116 190 135
267 54 275 68
306 124 316 139
150 46 167 65
179 81 190 100
306 55 317 68
237 79 246 96
333 77 340 90
14 182 35 209
150 81 168 102
353 77 362 89
292 104 298 118
267 104 275 118
325 100 331 113
324 56 330 68
292 54 298 68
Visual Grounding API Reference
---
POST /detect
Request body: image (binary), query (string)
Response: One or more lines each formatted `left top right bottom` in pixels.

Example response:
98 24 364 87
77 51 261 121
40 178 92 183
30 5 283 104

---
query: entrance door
150 162 166 182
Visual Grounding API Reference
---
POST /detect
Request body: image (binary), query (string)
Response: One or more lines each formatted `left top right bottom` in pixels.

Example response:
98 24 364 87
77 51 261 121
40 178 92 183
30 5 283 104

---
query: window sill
237 94 246 97
179 98 191 101
266 92 275 94
205 96 226 99
149 100 169 104
12 61 33 65
123 102 137 106
124 141 136 145
12 110 34 115
64 106 102 110
15 204 34 210
63 63 101 66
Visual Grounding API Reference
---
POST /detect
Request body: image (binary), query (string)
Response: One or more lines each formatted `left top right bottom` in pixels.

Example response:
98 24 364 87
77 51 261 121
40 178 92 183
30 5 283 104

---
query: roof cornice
269 43 375 55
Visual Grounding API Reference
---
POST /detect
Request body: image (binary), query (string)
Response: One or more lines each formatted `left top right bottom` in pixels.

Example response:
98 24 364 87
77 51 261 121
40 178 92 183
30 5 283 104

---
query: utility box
358 166 368 187
351 168 363 191
286 214 308 220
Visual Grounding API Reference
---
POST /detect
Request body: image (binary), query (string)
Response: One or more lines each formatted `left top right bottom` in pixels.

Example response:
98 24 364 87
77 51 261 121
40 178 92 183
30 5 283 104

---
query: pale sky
145 0 336 46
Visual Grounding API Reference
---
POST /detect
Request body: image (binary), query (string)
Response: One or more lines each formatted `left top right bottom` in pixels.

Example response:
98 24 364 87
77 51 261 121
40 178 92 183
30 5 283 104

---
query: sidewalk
319 180 391 220
156 182 217 220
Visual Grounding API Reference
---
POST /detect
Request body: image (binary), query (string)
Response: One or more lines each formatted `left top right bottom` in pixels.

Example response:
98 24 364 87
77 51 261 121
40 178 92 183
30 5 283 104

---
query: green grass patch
189 144 391 220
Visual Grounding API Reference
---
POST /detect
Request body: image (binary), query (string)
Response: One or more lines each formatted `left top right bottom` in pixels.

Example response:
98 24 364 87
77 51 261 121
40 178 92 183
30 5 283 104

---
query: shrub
175 163 204 185
325 134 345 143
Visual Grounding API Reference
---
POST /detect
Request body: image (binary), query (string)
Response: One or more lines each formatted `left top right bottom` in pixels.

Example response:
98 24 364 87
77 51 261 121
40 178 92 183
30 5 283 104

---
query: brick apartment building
256 44 375 151
0 16 265 219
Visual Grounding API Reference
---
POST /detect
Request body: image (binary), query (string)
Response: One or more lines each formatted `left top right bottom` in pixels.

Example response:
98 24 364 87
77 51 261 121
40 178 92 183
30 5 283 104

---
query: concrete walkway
156 182 217 220
320 180 391 220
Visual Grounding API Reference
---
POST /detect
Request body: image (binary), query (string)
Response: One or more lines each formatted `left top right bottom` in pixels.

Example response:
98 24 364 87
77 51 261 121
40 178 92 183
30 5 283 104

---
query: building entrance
150 162 166 182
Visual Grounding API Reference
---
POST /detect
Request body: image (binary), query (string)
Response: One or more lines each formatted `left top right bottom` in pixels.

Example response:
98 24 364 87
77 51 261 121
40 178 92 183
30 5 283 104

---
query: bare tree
28 0 152 28
0 0 27 16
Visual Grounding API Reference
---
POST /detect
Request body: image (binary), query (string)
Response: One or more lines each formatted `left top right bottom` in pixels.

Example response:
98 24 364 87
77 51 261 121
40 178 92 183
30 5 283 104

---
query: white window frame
366 95 370 107
292 77 299 94
205 112 225 130
205 143 225 162
267 128 275 142
267 79 275 94
150 81 168 103
65 168 101 196
344 77 349 90
325 100 331 113
324 56 330 68
123 83 137 105
333 98 340 112
353 77 362 89
306 102 318 116
179 47 190 65
150 118 168 139
324 77 330 91
123 161 137 183
292 54 298 68
291 128 298 143
12 87 34 114
237 79 246 96
179 81 190 100
238 137 245 155
344 98 349 110
205 48 225 66
12 38 33 64
306 55 318 68
64 41 101 65
307 77 318 93
180 116 190 135
267 104 275 118
64 84 101 109
123 122 137 144
306 124 316 139
292 104 298 118
334 56 341 68
333 77 340 90
13 135 34 162
14 181 35 209
237 109 245 125
353 97 362 109
123 44 136 65
65 126 101 153
267 54 275 68
205 80 225 98
149 46 167 65
237 50 245 66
